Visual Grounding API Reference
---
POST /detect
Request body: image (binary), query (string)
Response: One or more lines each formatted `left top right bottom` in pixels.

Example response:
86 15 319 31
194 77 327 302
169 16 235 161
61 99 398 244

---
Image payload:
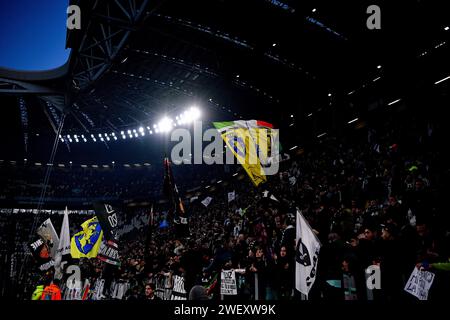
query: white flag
295 210 321 297
56 207 71 256
228 191 235 203
37 218 59 258
201 197 213 207
54 207 71 280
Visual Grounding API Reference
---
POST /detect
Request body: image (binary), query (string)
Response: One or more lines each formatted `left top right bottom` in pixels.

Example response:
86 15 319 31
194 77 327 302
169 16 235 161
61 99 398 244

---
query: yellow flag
70 217 103 259
221 128 267 186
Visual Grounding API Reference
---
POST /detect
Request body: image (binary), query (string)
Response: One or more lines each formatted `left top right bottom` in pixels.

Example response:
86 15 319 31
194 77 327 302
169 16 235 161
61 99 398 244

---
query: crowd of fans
1 122 449 301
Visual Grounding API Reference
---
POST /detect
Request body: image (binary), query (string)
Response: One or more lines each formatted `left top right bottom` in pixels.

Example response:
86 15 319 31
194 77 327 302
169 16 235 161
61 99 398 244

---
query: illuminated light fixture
91 134 94 138
98 133 102 137
289 123 294 127
134 164 141 167
83 138 87 142
153 124 157 128
373 76 381 82
312 8 317 13
127 130 131 134
377 65 382 69
217 180 222 183
103 165 109 168
106 136 110 141
67 135 71 139
317 132 327 138
176 116 179 120
114 136 118 140
444 26 449 31
35 162 42 166
434 75 450 85
157 117 173 133
112 161 115 164
100 137 104 141
139 127 144 133
92 165 98 168
348 118 359 124
290 114 294 118
388 98 401 106
124 164 130 167
93 138 97 142
290 145 298 150
58 164 65 167
141 132 145 136
236 74 240 78
272 43 277 47
134 133 138 137
155 128 159 133
133 129 137 133
111 132 116 136
307 113 313 117
144 163 150 166
81 134 85 138
328 93 332 97
81 164 87 168
147 126 151 130
60 138 65 143
205 185 210 189
122 135 126 139
121 131 124 135
233 173 238 177
348 90 355 95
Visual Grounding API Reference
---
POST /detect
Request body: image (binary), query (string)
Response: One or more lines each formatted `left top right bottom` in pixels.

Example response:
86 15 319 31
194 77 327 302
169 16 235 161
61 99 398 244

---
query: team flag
213 120 278 186
70 217 103 259
36 218 59 258
295 210 321 297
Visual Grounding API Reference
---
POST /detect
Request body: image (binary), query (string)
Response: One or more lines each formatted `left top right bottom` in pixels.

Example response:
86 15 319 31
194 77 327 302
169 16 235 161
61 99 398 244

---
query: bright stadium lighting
134 133 138 138
93 138 97 142
348 118 359 124
141 132 145 136
121 131 124 135
100 137 104 141
312 8 317 13
317 132 327 138
106 136 110 141
233 173 238 176
98 133 102 137
122 135 126 139
388 98 401 106
139 127 144 133
133 129 137 133
158 117 173 133
377 65 382 69
155 128 159 133
190 106 201 120
67 135 71 139
83 138 87 142
434 75 450 85
444 26 449 31
127 130 131 134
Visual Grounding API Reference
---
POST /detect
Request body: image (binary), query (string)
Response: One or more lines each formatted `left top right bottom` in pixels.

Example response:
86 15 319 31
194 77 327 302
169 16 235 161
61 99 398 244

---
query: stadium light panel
158 117 173 133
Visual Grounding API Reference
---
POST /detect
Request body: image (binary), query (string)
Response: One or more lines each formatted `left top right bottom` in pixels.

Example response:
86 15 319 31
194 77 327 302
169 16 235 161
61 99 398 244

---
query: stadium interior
0 0 449 302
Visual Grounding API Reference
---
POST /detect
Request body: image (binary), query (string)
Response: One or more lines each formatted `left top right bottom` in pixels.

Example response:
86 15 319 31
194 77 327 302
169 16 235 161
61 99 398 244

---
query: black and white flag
295 210 321 297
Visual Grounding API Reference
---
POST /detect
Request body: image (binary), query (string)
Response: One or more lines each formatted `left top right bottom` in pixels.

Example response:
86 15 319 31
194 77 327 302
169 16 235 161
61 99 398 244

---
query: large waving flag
70 217 103 259
295 210 321 297
213 120 277 186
